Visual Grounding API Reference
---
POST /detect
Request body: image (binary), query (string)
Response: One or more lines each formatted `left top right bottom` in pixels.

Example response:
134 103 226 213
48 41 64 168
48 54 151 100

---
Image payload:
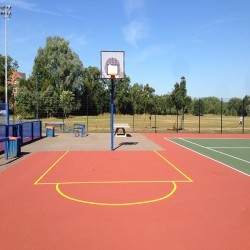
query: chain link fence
11 97 250 134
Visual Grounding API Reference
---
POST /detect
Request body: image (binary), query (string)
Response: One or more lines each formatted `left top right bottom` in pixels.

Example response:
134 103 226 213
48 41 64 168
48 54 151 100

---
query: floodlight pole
110 76 115 151
1 5 11 129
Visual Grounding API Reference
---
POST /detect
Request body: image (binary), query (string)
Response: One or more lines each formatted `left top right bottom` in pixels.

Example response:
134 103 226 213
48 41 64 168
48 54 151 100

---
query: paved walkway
0 133 162 171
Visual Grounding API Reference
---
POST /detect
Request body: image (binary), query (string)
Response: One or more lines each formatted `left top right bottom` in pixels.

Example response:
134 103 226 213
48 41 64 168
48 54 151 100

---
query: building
8 70 26 96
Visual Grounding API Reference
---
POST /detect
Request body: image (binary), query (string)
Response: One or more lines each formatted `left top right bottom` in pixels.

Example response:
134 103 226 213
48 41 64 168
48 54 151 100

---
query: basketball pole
110 75 115 151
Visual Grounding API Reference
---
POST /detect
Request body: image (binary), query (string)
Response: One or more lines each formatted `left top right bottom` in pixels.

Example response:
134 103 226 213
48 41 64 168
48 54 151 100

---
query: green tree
41 85 59 117
143 84 155 115
243 95 250 116
59 90 75 118
227 97 242 116
131 83 144 114
32 36 84 111
0 54 19 103
192 98 205 116
114 75 133 115
15 87 35 118
82 66 109 115
170 77 189 130
202 97 221 114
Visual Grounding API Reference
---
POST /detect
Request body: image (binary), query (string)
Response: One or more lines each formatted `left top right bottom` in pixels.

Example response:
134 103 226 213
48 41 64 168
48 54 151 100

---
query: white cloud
67 34 88 49
9 0 61 16
123 20 148 48
122 0 149 48
138 44 174 61
9 0 36 10
122 0 144 16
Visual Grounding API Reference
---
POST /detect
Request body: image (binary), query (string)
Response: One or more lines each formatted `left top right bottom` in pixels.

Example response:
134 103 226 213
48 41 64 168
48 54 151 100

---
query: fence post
176 110 179 133
198 98 201 134
155 113 156 133
242 98 245 134
86 95 89 133
221 98 223 134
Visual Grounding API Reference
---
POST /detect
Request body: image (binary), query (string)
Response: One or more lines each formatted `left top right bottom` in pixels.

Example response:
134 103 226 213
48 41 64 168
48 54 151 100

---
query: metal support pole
1 5 11 132
221 98 223 134
5 16 8 127
86 95 89 133
198 98 201 134
176 110 179 133
242 98 245 134
110 77 115 151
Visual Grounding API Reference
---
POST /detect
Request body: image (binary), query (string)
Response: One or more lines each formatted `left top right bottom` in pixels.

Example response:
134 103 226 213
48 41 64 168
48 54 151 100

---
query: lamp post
1 5 12 127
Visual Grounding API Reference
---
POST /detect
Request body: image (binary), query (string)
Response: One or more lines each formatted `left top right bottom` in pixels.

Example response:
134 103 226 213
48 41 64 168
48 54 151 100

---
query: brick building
8 70 26 96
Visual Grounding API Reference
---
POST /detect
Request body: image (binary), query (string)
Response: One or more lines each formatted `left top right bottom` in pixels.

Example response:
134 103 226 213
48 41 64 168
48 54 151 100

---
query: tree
32 36 84 110
59 90 75 118
41 85 59 117
227 97 242 116
114 75 133 115
192 98 205 116
243 95 250 116
170 77 188 130
202 97 221 114
82 66 109 115
15 87 35 119
0 54 19 103
131 83 144 114
143 84 155 115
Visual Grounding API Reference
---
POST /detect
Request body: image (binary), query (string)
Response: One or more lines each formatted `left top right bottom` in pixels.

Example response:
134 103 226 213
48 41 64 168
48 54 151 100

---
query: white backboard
100 51 125 79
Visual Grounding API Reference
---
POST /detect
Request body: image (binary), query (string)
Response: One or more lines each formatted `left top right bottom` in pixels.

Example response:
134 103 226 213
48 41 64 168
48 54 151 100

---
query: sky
0 0 250 98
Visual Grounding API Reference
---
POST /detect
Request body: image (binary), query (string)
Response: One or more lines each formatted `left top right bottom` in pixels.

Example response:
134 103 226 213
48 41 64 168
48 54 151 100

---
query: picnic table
45 122 65 132
114 123 130 137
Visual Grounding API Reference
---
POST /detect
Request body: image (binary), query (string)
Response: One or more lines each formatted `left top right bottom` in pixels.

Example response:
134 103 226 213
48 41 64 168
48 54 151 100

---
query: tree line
0 36 249 119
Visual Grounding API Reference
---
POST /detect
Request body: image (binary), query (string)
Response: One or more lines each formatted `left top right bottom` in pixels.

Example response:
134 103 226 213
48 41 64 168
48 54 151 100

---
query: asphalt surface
0 132 163 172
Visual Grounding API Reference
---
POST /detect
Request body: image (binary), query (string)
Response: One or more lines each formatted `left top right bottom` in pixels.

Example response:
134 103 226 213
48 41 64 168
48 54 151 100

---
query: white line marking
209 147 250 149
164 138 249 177
180 138 250 164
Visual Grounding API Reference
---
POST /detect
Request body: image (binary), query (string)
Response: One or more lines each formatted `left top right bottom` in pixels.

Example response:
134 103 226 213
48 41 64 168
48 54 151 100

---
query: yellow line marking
36 180 191 185
34 151 193 206
154 150 193 182
34 151 69 185
56 181 177 206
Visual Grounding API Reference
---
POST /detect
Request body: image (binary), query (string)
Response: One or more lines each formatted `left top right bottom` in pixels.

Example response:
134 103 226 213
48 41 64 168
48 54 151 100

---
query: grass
40 114 250 134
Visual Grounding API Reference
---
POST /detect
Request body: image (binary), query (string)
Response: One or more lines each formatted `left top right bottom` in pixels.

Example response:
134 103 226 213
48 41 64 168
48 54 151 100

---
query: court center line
180 138 250 164
34 151 69 185
154 150 193 182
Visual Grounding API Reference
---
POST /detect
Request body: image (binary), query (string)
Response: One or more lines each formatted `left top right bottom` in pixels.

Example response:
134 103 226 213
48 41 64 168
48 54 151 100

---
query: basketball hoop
100 51 125 151
100 51 125 79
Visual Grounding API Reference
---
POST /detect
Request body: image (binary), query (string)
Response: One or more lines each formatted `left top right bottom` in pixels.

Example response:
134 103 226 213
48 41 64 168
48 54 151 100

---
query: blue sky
1 0 250 98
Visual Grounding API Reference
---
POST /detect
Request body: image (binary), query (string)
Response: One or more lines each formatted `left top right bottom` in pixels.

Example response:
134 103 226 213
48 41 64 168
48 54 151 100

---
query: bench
114 123 130 137
72 123 85 137
44 122 65 132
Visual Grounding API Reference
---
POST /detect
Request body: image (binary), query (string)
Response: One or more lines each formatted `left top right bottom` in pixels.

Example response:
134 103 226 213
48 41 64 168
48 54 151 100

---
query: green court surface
168 138 250 175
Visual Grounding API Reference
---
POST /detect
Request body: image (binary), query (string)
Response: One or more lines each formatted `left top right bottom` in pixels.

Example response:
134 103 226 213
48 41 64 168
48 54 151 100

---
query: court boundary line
180 138 250 164
33 150 193 205
166 138 250 177
34 151 193 185
209 147 250 149
34 151 69 185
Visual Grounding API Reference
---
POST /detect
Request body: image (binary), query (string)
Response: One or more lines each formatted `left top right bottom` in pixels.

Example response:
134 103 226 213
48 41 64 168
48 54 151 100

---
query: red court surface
0 134 250 250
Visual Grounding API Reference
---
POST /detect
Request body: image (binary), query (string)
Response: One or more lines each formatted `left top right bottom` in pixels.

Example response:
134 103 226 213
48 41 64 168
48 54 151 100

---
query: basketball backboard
100 51 125 79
